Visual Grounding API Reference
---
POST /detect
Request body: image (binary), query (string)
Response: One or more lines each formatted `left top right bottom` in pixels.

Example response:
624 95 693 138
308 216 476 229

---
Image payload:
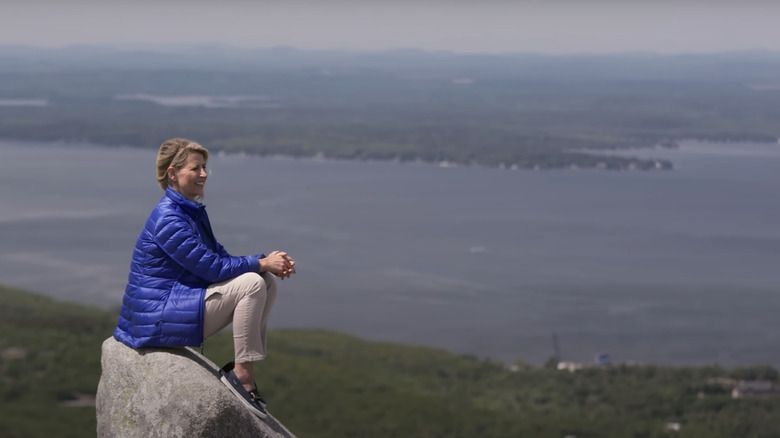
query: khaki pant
203 272 277 363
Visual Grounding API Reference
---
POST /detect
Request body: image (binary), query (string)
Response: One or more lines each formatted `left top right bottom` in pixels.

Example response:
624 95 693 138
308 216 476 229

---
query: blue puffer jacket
114 188 263 348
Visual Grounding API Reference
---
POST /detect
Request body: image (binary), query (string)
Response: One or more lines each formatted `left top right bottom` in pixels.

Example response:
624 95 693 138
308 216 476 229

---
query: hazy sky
4 1 780 54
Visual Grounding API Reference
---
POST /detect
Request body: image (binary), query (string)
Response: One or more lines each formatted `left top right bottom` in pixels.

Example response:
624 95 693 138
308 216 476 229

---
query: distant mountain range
3 44 780 84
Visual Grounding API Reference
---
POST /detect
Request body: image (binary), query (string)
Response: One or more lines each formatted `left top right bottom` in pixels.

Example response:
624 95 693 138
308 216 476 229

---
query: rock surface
96 337 296 438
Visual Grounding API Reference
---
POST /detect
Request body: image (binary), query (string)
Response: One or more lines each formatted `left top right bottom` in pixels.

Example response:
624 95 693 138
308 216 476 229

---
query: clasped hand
260 250 296 280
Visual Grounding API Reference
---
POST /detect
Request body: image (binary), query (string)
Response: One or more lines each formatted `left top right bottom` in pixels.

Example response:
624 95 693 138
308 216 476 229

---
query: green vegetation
0 285 114 438
2 284 780 437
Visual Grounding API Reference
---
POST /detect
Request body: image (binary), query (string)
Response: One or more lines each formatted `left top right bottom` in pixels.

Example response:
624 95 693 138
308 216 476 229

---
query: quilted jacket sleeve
153 213 259 283
215 241 231 258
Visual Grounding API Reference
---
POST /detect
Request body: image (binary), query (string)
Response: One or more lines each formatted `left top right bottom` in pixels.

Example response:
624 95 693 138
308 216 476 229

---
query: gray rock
96 337 296 438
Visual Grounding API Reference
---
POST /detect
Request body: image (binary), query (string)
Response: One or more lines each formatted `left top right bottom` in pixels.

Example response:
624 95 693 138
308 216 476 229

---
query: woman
113 138 295 419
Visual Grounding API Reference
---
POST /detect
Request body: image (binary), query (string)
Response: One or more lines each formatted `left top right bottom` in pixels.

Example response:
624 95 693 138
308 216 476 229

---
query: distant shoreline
7 136 780 172
0 136 675 172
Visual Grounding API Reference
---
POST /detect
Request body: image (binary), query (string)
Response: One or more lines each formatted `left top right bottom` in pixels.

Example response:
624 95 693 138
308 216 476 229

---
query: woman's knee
260 272 278 294
236 272 267 296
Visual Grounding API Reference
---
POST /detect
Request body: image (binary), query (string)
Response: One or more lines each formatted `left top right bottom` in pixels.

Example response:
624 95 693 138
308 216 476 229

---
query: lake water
2 140 780 367
0 98 48 107
114 94 279 108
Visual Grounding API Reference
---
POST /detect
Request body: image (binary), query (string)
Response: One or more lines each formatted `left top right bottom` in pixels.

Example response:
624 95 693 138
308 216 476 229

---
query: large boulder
96 337 296 438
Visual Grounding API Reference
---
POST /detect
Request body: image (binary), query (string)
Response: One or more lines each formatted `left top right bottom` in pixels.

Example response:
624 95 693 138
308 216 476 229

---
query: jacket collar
165 187 206 217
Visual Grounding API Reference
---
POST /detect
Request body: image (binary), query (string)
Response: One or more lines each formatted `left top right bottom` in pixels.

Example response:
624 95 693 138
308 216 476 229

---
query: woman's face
169 152 208 202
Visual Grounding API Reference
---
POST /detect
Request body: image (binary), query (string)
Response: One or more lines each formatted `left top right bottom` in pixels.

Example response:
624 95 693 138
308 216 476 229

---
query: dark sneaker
219 362 268 409
219 364 268 419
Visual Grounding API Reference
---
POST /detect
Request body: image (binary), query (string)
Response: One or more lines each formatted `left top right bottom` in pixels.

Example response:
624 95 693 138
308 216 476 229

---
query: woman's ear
167 167 177 184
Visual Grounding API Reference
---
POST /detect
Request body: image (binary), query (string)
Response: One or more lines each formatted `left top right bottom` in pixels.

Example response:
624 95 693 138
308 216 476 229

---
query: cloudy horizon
3 1 780 55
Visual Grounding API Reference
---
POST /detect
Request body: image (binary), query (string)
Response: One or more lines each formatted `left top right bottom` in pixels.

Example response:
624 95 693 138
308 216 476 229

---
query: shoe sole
220 375 268 419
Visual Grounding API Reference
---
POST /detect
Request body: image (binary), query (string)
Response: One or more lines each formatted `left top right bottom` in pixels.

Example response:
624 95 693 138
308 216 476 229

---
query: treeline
0 102 673 170
2 285 779 438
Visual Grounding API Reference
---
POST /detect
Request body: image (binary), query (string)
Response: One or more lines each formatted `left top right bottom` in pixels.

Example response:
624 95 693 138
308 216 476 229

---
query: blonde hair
156 138 210 190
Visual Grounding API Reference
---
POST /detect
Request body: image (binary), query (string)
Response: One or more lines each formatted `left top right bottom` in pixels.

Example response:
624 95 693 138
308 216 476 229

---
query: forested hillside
1 285 779 438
